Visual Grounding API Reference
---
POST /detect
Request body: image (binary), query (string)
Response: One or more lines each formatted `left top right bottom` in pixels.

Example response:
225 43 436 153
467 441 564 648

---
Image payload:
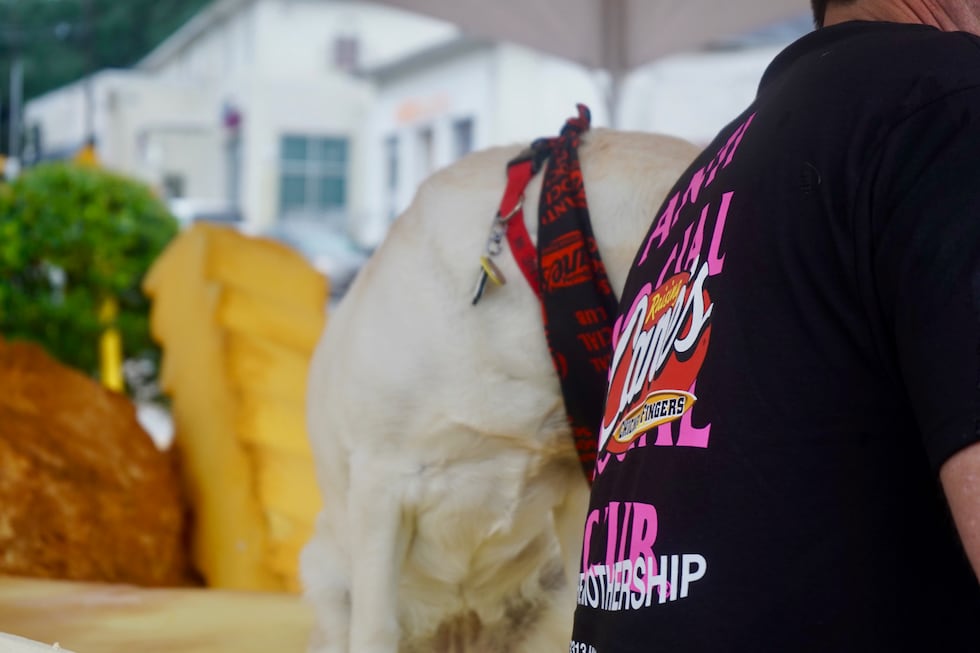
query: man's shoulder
825 21 980 86
761 21 980 118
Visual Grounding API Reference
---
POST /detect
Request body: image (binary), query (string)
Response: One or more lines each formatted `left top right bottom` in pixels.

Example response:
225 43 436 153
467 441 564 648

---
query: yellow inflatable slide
143 223 327 592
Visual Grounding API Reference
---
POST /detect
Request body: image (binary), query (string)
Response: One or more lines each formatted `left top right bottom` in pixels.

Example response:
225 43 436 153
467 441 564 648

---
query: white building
26 0 456 240
360 38 612 242
26 0 808 254
358 37 793 245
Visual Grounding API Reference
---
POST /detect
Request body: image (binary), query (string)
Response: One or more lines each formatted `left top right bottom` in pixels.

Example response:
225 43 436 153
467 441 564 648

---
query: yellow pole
74 137 118 389
99 297 124 392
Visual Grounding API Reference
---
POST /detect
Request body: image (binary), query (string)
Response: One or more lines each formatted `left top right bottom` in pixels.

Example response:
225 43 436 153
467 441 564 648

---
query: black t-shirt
571 22 980 652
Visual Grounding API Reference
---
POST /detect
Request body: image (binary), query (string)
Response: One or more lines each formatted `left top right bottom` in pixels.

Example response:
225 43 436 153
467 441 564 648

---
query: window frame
279 134 349 220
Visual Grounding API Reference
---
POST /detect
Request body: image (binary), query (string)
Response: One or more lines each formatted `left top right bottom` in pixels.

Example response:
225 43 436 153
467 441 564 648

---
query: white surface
0 634 73 653
136 402 175 450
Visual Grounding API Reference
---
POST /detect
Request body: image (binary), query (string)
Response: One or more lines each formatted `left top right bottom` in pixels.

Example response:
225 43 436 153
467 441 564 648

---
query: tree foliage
0 162 179 390
0 0 210 103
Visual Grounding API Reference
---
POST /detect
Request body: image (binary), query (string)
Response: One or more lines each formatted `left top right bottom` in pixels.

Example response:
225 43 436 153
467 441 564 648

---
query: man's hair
810 0 858 28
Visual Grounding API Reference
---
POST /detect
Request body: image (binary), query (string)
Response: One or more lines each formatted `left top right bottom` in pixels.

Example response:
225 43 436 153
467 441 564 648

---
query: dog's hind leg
514 481 590 653
347 455 413 653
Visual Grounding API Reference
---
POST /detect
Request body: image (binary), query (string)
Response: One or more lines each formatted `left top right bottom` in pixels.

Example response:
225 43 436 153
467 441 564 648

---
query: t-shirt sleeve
869 84 980 472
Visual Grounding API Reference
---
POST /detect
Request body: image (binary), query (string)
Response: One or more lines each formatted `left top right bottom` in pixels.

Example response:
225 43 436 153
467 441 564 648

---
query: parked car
261 220 371 301
167 198 244 229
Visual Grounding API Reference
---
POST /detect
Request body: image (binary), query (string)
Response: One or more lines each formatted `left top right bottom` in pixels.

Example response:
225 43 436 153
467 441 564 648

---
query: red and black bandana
535 106 617 482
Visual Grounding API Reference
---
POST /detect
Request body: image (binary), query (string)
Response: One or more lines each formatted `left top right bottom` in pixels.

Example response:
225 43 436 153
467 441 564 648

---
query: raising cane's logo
599 258 713 455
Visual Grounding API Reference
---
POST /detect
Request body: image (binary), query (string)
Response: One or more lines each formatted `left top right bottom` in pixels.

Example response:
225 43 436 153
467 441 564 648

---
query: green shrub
0 162 178 395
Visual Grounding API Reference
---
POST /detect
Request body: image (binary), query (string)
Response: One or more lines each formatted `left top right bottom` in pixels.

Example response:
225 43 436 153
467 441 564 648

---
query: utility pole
82 0 96 153
8 55 21 163
6 0 22 177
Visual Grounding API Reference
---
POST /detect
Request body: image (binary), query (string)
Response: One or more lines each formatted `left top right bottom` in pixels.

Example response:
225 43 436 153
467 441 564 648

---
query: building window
385 136 398 190
333 35 360 73
162 173 185 199
452 118 474 159
226 133 242 210
416 126 434 183
384 135 398 220
23 123 42 165
279 135 348 220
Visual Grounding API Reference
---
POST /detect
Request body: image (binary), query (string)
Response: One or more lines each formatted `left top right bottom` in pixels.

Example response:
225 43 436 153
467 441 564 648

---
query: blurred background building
19 0 811 293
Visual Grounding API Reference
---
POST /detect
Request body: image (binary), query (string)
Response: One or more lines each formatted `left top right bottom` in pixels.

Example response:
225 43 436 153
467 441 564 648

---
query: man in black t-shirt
570 1 980 650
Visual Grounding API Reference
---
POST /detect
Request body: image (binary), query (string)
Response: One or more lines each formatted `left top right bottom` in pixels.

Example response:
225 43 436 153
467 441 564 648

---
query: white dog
302 128 697 653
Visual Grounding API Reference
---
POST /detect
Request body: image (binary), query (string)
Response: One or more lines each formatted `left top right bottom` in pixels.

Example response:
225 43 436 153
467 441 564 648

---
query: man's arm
940 440 980 582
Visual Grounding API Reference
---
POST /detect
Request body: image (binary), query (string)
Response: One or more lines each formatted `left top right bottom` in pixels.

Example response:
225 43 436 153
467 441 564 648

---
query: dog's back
302 128 698 653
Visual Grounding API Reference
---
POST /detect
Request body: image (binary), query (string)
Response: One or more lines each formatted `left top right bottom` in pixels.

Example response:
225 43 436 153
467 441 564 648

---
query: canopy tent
358 0 811 123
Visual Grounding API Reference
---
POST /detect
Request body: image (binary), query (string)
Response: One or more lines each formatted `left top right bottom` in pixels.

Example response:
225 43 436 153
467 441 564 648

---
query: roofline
359 36 493 83
137 0 254 71
25 69 137 109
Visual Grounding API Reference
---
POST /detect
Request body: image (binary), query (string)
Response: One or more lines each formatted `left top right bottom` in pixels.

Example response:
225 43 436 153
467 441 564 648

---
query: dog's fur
301 128 698 653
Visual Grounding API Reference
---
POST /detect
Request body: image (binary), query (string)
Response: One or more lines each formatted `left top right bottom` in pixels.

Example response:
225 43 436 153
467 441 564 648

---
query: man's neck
824 0 980 35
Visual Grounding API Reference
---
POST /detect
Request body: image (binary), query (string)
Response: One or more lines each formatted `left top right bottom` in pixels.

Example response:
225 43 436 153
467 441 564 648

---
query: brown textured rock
0 336 193 586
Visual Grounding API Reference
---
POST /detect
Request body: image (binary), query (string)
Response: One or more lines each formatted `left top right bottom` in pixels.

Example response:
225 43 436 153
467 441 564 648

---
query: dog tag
480 255 506 286
471 269 489 305
471 255 506 305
